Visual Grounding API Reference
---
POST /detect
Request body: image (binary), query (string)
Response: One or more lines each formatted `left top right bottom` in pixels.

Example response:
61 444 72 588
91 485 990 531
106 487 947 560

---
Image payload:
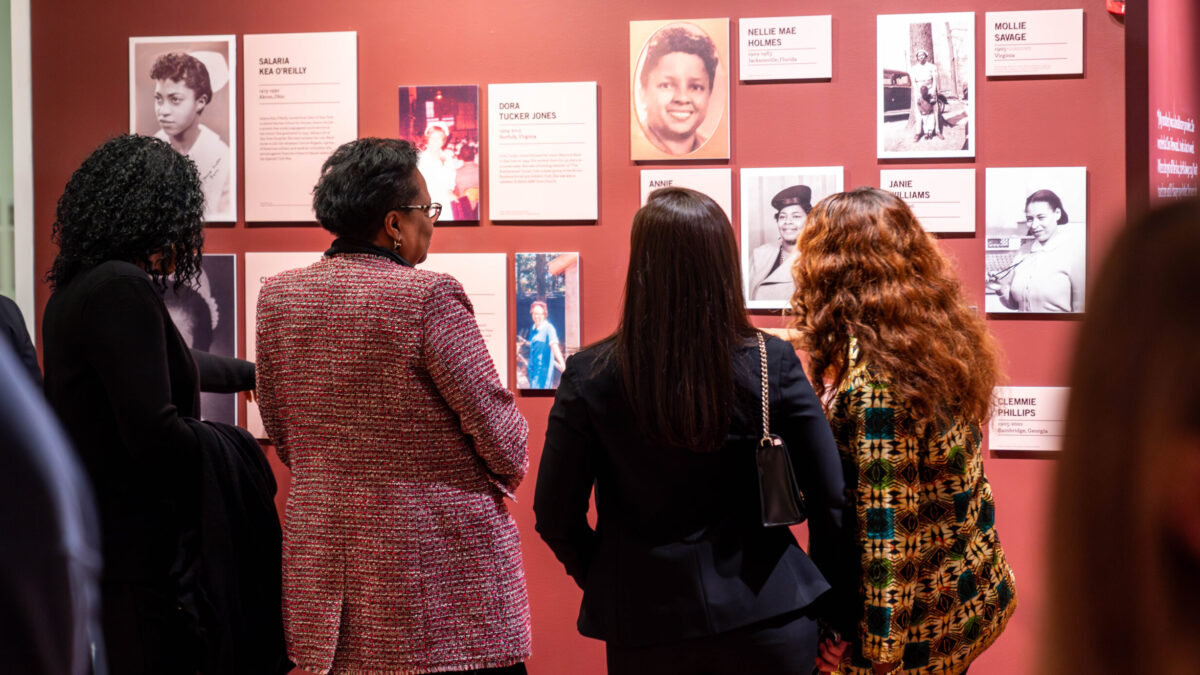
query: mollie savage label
985 9 1083 77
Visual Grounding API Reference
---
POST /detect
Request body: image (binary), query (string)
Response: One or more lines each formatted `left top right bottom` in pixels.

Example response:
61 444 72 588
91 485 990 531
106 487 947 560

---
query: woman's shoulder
567 340 613 368
834 350 892 404
86 259 151 282
68 261 156 300
562 340 618 385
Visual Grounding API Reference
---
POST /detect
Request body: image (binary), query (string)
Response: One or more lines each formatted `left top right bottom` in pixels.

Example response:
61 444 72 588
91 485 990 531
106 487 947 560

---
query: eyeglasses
397 203 442 222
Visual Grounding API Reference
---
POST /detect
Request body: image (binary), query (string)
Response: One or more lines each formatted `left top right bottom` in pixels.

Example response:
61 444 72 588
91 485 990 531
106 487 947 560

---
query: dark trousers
100 581 200 675
605 610 817 675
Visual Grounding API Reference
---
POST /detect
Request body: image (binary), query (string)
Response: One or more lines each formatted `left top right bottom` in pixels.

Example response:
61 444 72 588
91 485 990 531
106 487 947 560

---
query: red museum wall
30 2 1129 673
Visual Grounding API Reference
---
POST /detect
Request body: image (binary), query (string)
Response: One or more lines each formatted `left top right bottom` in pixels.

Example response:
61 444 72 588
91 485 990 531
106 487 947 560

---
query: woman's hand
815 637 849 672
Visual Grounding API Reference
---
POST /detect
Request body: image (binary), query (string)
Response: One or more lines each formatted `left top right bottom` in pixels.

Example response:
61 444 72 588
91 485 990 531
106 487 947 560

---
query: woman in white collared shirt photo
988 189 1085 312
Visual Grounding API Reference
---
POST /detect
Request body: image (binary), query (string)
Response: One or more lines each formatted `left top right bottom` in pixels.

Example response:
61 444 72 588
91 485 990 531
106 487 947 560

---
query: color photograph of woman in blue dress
524 300 566 388
515 252 579 390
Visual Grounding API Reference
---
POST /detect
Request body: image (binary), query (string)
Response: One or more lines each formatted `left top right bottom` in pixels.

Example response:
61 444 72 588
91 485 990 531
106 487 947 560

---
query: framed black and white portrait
877 13 974 159
984 167 1087 314
740 166 843 310
130 35 237 222
163 253 238 424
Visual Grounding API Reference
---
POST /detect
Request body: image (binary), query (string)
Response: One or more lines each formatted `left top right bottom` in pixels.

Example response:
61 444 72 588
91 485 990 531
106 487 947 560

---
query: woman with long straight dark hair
534 187 850 674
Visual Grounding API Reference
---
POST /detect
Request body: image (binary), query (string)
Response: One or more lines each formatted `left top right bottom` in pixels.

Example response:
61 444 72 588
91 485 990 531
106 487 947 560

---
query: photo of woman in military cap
740 167 843 309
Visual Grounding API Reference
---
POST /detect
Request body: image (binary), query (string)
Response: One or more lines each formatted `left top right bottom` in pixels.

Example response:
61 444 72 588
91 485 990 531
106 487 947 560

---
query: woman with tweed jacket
255 138 531 675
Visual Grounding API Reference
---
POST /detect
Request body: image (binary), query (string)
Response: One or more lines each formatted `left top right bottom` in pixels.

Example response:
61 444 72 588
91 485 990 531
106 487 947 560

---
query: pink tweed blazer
255 253 531 675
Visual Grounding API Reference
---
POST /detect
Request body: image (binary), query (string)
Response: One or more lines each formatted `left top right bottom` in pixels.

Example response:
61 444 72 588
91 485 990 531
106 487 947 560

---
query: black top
0 294 42 385
534 335 852 647
42 260 251 581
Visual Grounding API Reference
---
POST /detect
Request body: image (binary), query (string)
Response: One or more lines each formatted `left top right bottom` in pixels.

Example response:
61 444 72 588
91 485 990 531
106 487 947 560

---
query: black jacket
0 294 42 385
43 260 255 581
42 260 257 672
188 419 290 675
534 335 852 647
44 260 208 582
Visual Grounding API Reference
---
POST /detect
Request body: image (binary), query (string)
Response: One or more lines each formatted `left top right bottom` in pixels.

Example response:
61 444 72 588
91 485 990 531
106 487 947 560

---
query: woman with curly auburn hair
794 187 1016 674
42 134 258 674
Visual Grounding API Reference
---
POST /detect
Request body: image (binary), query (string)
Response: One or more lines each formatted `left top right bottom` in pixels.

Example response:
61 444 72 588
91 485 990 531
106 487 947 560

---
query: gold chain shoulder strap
758 332 770 445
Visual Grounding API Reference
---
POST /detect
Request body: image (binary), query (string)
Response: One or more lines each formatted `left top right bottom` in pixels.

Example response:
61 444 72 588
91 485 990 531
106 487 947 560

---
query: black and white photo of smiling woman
985 166 1088 314
740 166 844 309
130 35 237 222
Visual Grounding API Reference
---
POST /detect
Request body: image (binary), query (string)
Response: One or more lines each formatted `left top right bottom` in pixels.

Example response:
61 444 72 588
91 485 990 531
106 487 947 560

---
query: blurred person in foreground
535 187 850 674
1047 198 1200 675
255 137 530 674
0 338 102 675
794 188 1017 674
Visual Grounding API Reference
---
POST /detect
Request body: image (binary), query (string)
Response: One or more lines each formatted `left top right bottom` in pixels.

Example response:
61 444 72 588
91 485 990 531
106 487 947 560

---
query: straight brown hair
1047 198 1200 675
614 187 756 452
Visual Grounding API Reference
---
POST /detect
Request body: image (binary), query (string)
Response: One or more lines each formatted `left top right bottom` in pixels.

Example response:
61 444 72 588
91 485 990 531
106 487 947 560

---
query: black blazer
534 335 851 647
0 294 42 385
42 260 253 582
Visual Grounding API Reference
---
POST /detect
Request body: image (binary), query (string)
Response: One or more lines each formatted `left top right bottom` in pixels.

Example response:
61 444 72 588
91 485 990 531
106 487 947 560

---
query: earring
393 238 402 251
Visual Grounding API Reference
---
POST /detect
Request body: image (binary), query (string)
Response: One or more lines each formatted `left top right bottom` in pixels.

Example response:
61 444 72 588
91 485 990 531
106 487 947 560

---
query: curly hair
312 137 420 240
639 25 719 90
150 52 213 104
790 187 1002 427
47 134 205 290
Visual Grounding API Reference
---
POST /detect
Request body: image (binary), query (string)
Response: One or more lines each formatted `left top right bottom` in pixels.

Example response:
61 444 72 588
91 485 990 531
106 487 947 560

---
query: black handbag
755 332 808 527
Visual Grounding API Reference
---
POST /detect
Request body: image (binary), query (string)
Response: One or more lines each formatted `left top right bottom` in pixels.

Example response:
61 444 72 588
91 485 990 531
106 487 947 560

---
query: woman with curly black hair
42 134 256 674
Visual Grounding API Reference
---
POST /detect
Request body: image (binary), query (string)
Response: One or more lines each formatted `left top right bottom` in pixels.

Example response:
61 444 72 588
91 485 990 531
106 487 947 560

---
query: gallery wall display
740 166 843 309
880 168 976 233
421 253 508 386
244 251 323 439
738 15 832 81
163 254 238 425
630 18 731 161
1144 0 1199 205
985 9 1084 77
639 168 733 221
487 82 598 221
514 252 579 391
876 12 975 159
989 386 1069 451
399 85 481 222
984 166 1087 314
129 34 237 222
243 31 358 222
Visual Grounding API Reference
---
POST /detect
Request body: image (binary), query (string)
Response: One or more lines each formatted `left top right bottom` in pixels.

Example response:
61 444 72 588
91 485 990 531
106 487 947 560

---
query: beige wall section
0 0 11 298
10 0 33 337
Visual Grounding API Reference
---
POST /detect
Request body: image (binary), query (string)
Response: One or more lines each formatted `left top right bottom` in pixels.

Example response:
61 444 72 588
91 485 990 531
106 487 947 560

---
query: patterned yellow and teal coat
829 346 1016 674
